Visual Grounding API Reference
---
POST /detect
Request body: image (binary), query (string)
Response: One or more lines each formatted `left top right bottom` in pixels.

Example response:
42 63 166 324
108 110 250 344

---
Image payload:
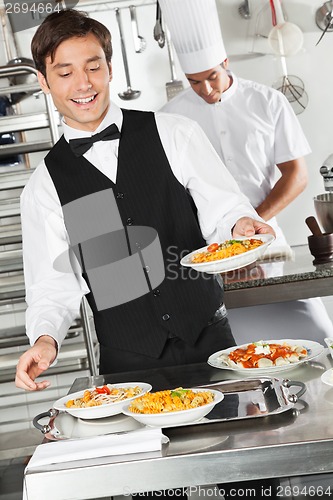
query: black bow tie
69 123 121 157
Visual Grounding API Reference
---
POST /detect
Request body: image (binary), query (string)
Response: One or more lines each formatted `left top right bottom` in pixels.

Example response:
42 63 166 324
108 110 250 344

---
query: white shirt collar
218 70 238 104
62 101 123 142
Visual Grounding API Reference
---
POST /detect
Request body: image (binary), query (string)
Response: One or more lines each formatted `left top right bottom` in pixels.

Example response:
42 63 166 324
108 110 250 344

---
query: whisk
272 57 308 115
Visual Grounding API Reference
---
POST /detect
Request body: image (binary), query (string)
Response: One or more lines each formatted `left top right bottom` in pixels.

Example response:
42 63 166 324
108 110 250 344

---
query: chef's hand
15 335 57 391
232 217 276 238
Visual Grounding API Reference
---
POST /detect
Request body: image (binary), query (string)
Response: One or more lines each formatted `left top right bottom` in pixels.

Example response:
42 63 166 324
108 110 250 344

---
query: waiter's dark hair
31 9 112 77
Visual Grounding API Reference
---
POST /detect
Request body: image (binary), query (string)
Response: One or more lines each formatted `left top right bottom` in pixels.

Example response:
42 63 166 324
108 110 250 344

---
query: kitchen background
0 0 332 498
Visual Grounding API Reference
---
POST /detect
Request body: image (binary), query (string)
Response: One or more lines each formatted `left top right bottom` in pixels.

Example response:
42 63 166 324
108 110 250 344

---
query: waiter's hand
232 217 276 238
15 336 57 391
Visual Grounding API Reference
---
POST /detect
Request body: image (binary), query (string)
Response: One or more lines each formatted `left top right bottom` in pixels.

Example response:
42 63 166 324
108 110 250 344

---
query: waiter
15 8 274 392
159 0 333 344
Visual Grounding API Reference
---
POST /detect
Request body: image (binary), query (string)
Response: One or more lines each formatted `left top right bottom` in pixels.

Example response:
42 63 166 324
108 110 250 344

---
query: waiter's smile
71 94 98 108
71 95 97 105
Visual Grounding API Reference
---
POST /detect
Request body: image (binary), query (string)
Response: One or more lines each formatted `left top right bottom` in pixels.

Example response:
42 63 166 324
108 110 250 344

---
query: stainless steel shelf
0 326 82 349
0 169 31 190
0 63 59 145
0 112 59 134
0 273 25 301
0 140 53 156
0 248 22 272
0 200 20 218
0 223 22 245
0 81 41 96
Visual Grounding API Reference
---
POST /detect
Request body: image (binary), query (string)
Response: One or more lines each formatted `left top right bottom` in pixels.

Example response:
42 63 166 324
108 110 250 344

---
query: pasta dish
217 341 308 369
191 239 263 264
65 384 143 408
128 387 215 414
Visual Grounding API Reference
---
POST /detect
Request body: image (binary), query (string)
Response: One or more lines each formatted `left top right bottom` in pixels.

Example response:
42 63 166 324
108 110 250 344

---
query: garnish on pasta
65 385 143 408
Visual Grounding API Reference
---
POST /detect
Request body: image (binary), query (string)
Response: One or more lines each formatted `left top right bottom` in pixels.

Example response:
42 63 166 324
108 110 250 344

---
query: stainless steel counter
24 350 333 500
223 245 333 308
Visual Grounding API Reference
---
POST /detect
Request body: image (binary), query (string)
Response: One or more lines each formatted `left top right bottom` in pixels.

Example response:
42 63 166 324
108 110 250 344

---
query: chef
159 0 333 344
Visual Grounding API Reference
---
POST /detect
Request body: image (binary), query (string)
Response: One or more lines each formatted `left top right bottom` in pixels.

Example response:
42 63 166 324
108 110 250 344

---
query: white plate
324 338 333 360
180 234 275 274
321 368 333 387
54 382 152 420
121 388 224 427
208 339 324 375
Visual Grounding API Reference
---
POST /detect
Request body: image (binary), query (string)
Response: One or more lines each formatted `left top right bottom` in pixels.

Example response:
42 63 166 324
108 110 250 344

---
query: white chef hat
159 0 227 74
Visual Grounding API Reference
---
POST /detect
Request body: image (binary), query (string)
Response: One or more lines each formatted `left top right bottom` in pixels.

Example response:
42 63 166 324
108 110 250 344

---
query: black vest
45 109 223 357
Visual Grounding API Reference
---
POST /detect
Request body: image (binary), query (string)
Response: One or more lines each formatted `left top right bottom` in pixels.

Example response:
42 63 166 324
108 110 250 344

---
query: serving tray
196 377 305 425
33 377 305 441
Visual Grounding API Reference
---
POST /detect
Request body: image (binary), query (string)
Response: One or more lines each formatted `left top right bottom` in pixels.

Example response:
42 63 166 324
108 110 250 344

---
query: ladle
115 8 141 100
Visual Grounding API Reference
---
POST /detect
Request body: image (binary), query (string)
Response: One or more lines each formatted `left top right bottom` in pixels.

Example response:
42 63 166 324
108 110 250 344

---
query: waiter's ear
108 63 113 82
37 71 50 94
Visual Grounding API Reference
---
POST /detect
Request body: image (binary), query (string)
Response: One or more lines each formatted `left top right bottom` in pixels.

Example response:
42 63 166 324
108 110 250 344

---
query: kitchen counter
223 244 333 308
24 350 333 500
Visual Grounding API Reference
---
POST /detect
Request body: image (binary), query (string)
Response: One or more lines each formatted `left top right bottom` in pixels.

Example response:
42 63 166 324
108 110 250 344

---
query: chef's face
38 33 112 132
186 61 231 104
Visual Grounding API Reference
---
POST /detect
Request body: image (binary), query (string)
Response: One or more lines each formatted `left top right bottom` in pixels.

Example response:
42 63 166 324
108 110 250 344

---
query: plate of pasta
180 234 275 274
54 382 152 419
208 339 324 374
122 387 224 427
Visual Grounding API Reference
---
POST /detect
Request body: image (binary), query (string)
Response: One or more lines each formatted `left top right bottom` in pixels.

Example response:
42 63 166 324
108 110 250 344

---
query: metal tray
196 377 305 425
33 377 305 441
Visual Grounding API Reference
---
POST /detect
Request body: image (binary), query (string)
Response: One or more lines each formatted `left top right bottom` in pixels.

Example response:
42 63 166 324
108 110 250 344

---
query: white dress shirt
21 101 258 347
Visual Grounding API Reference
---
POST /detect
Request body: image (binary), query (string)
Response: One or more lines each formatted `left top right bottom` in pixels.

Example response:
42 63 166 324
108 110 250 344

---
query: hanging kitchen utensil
268 0 303 56
272 71 308 115
269 0 308 115
315 1 333 46
165 29 184 101
238 0 251 19
316 1 333 30
153 1 165 48
316 12 333 46
129 5 146 53
115 8 141 100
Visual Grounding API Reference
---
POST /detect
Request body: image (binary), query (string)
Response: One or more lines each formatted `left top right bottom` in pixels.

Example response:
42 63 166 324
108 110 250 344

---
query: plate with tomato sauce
54 382 152 419
208 339 324 375
180 234 275 274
